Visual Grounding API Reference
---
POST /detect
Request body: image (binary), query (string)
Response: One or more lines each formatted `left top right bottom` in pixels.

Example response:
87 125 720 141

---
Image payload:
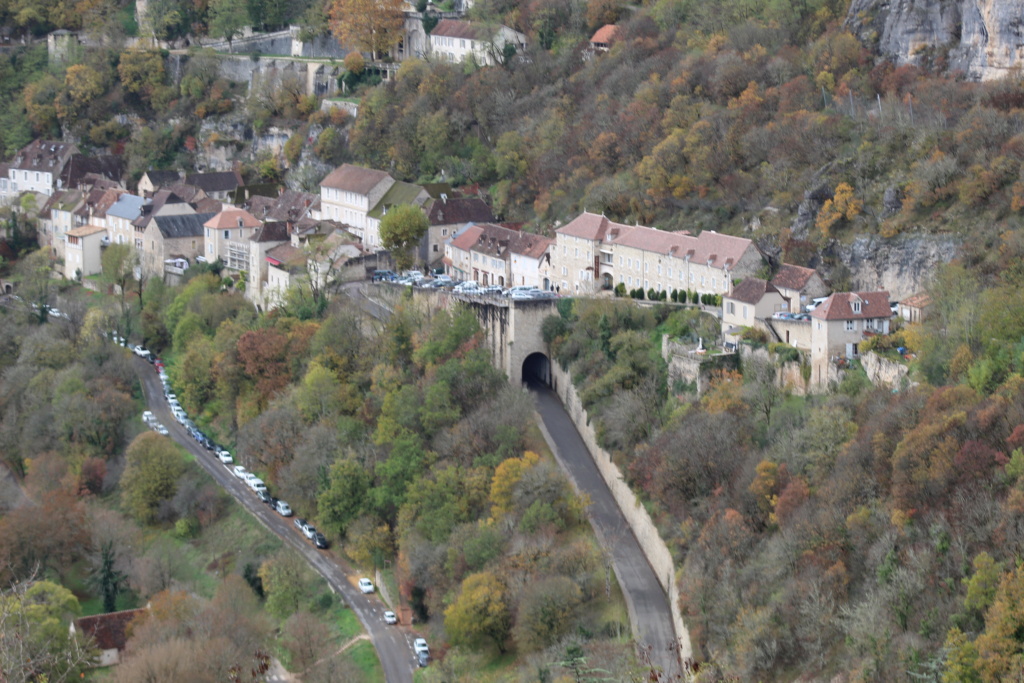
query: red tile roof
426 196 495 226
591 24 619 45
556 212 633 242
449 224 484 251
811 291 891 321
771 264 818 291
431 19 488 40
901 291 932 309
204 208 262 230
74 608 147 651
727 277 782 305
320 164 391 194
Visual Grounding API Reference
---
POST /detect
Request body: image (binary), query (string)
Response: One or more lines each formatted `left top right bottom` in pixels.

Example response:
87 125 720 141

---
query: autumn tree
120 432 187 524
101 243 143 343
0 580 91 682
259 551 313 619
445 571 511 653
328 0 404 60
816 182 863 236
513 576 582 652
379 204 429 271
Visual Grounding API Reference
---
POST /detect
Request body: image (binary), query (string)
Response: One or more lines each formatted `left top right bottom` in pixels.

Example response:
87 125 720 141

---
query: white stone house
428 19 526 65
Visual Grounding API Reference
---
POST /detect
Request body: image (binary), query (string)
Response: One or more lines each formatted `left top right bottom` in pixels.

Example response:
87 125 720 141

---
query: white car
413 638 429 655
232 465 248 479
358 578 374 594
274 500 293 516
142 410 154 423
217 450 233 464
384 610 397 625
247 477 266 493
243 472 259 485
153 423 169 436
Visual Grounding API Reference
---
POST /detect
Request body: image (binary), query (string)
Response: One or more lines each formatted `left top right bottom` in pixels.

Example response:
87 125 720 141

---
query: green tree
512 576 582 652
295 362 344 423
258 551 310 619
208 0 249 52
90 540 127 613
965 552 1003 614
317 458 370 537
0 580 91 682
379 204 428 271
120 432 187 524
444 571 511 653
102 243 142 342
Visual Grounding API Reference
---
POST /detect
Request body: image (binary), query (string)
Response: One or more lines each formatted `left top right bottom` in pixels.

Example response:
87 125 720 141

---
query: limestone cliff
845 0 1024 80
822 232 961 300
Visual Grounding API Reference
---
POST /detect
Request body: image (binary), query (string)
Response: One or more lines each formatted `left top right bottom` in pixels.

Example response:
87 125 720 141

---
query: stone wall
550 361 692 662
662 336 740 394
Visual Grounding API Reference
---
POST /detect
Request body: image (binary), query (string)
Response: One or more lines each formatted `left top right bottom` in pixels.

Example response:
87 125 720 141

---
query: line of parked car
128 334 423 657
373 270 556 300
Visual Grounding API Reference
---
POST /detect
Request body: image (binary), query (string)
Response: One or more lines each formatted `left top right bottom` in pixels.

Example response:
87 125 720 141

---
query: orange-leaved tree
328 0 404 60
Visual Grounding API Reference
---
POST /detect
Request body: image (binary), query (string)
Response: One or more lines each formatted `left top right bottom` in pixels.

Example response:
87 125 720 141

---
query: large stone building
319 164 394 238
809 291 891 386
444 222 553 289
5 140 79 201
553 212 763 296
428 19 526 65
203 207 263 271
721 278 788 347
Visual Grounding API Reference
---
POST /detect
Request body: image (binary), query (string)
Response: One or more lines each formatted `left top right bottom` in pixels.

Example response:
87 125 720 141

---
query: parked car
417 651 429 668
275 500 293 516
142 410 154 423
383 610 397 625
216 448 233 464
256 489 273 505
153 423 169 436
479 285 503 296
300 521 317 539
249 480 268 495
312 532 328 549
232 465 248 479
294 517 307 533
358 578 374 594
413 638 429 655
372 270 396 282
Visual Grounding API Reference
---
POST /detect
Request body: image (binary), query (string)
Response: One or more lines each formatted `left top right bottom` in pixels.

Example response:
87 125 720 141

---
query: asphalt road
135 358 416 683
529 380 683 680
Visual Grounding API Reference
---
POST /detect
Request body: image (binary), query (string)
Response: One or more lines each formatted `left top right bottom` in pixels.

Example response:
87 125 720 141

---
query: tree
283 611 334 673
328 0 405 60
208 0 249 52
744 353 786 430
102 243 143 342
317 458 370 537
513 576 582 652
91 540 127 613
117 50 167 105
0 580 92 682
444 571 511 653
379 204 429 271
120 433 187 524
258 551 310 619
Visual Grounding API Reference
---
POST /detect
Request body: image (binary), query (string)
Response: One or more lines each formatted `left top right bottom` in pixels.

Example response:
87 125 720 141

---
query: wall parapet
550 361 692 664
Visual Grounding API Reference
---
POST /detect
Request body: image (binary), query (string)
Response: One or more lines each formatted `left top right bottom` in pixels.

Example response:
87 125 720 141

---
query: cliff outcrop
845 0 1024 80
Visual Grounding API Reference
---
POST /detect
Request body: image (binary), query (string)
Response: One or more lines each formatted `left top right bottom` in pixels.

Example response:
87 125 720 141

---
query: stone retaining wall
550 361 692 662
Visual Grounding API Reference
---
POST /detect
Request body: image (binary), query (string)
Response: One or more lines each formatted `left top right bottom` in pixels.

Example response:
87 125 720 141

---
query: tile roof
266 243 306 272
193 198 223 214
426 196 495 226
613 225 753 270
901 291 932 308
59 154 123 189
185 170 243 194
163 181 204 204
449 223 484 251
320 164 392 194
107 194 145 220
154 212 216 239
556 211 632 242
771 264 818 291
250 221 290 243
591 24 619 44
141 170 180 187
132 190 189 227
368 181 428 219
66 224 106 238
430 19 488 40
204 207 261 230
727 277 781 305
811 291 891 321
245 189 317 222
74 608 147 652
11 139 77 173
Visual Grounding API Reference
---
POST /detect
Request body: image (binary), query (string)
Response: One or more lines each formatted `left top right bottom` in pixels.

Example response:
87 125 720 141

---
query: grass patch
343 639 384 683
331 602 364 640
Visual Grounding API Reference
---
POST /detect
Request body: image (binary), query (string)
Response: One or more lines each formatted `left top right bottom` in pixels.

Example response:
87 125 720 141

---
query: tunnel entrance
522 352 551 388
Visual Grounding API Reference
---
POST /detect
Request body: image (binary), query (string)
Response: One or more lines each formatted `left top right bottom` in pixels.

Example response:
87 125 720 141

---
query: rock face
823 233 961 300
846 0 1024 80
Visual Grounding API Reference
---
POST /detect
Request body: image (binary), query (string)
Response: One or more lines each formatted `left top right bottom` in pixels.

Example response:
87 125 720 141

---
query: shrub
614 282 626 297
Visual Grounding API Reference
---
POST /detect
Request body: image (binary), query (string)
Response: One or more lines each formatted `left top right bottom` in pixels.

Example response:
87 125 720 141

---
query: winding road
135 359 416 683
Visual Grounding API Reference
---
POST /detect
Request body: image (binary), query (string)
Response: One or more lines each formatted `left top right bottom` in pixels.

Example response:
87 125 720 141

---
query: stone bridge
404 288 558 386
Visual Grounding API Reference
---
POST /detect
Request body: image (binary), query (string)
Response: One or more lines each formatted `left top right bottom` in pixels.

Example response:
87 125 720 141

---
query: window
743 305 748 319
657 265 662 275
852 300 862 313
432 244 438 252
644 279 649 288
619 256 623 266
575 248 579 257
627 276 632 285
223 230 229 239
442 228 448 236
645 263 649 273
667 268 672 277
712 278 716 289
845 320 856 331
689 273 694 283
701 276 706 286
726 302 735 315
35 172 39 182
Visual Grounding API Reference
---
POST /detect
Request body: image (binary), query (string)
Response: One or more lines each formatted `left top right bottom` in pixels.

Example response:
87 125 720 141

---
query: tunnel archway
522 352 551 387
